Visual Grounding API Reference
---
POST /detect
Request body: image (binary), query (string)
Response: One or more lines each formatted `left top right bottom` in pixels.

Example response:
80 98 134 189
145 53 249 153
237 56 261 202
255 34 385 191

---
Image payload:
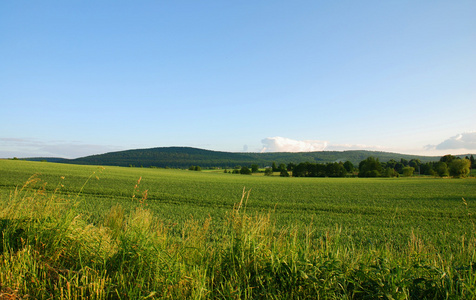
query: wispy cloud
326 143 389 152
0 138 122 159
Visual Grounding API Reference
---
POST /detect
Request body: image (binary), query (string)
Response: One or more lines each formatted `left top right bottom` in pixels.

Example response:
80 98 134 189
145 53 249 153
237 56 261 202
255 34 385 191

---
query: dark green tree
326 162 347 177
440 154 457 164
309 163 326 177
292 163 309 177
420 163 435 175
251 164 259 173
436 162 449 177
358 157 382 177
240 166 252 175
386 159 397 170
264 168 273 176
409 159 421 169
343 161 354 173
394 162 405 174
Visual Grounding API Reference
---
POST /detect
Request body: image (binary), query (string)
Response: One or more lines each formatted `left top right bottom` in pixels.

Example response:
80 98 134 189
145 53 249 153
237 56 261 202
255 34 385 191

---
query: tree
470 155 475 172
436 162 449 177
251 164 259 173
386 159 397 170
402 166 415 177
343 161 354 173
358 157 382 177
326 162 347 177
394 162 405 174
440 154 457 164
383 167 399 177
280 169 290 177
448 159 471 178
409 159 421 169
272 162 278 172
292 162 307 177
240 166 252 175
420 162 435 175
264 168 273 176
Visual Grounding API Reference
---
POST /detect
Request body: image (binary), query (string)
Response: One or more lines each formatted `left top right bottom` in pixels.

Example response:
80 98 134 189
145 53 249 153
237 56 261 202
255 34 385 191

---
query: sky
1 1 475 159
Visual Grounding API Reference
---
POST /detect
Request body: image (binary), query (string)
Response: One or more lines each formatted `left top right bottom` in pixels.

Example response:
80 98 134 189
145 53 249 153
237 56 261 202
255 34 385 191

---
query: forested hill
58 147 442 168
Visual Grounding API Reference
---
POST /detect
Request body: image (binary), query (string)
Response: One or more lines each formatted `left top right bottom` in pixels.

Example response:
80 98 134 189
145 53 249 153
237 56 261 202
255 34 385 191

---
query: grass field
1 159 475 298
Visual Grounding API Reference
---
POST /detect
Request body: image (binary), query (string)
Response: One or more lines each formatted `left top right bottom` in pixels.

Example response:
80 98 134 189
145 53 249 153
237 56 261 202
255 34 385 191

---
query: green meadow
1 159 475 299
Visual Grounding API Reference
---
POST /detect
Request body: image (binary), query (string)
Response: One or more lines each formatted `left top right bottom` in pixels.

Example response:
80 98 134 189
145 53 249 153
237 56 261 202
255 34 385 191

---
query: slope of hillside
60 147 443 168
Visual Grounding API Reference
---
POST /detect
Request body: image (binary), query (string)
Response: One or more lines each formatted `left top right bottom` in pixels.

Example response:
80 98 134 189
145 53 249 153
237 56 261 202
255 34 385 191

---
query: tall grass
0 175 475 299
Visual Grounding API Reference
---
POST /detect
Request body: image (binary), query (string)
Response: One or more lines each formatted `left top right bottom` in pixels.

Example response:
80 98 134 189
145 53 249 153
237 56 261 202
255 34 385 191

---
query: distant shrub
264 168 273 176
383 167 399 177
280 169 290 177
240 166 252 175
402 166 415 177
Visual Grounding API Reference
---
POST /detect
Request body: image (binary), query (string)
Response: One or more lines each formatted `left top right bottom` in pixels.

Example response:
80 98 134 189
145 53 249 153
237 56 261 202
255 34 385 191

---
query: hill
58 147 445 168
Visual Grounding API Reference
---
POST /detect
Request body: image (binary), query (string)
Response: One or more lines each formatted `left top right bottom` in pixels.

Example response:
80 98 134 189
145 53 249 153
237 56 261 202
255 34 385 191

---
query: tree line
219 154 474 178
357 154 474 178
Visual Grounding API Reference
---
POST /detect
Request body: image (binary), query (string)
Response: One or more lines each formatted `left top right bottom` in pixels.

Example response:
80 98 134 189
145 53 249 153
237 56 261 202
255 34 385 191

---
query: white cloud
426 132 476 151
260 137 396 153
261 137 328 152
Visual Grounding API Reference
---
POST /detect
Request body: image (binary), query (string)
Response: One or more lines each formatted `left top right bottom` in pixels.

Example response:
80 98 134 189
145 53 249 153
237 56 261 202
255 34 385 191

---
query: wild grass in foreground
1 176 475 299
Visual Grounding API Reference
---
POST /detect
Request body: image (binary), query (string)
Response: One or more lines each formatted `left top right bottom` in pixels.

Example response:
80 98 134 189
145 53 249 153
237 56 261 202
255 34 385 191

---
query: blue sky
1 1 475 158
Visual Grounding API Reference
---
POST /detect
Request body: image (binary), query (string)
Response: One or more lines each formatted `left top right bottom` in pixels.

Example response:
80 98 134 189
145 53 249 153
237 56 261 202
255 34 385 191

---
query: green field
1 159 476 298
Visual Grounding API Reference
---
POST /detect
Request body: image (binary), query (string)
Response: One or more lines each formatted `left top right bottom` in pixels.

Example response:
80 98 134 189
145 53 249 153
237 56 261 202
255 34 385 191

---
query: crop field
0 159 476 299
